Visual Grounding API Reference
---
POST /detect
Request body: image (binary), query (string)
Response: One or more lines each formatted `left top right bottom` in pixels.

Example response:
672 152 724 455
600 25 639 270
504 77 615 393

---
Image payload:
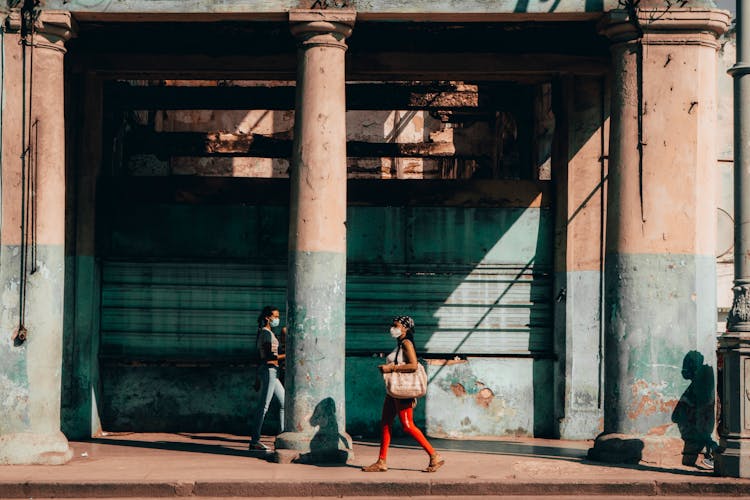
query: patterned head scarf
393 315 415 334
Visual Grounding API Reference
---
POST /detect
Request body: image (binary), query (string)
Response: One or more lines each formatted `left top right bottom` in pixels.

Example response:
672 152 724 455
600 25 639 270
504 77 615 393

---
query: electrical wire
16 1 38 340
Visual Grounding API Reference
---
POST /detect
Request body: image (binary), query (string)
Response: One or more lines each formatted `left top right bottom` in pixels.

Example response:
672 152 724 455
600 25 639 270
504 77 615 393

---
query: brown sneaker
361 460 388 472
423 454 445 473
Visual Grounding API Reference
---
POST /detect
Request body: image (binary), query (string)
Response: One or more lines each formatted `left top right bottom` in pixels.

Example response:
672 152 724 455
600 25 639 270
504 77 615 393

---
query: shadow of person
671 351 719 467
296 397 351 465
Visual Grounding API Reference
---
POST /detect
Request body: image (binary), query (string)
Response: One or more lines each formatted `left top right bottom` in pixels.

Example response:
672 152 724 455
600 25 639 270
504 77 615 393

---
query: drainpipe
717 0 750 478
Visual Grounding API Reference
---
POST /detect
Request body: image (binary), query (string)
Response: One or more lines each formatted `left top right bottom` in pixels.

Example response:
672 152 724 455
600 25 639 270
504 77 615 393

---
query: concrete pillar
588 8 730 464
274 9 355 464
61 74 103 440
718 0 750 478
0 11 76 464
554 76 608 440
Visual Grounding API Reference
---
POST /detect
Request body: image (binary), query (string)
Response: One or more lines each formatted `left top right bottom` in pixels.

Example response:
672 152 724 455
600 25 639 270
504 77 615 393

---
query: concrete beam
70 52 608 80
100 177 552 208
104 83 489 111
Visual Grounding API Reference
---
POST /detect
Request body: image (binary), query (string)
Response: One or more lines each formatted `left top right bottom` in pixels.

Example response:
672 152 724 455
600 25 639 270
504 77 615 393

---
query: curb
1 479 750 498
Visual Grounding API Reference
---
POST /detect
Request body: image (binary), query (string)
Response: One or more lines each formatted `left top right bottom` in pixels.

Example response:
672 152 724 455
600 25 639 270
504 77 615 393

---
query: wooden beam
124 129 466 158
106 82 489 110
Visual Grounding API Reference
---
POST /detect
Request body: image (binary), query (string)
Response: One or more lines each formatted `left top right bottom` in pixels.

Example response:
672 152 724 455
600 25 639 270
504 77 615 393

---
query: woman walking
362 315 444 473
249 305 285 451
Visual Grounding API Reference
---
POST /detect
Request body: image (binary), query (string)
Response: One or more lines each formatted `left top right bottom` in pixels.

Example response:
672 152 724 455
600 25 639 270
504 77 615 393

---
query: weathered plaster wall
425 358 553 438
101 356 554 439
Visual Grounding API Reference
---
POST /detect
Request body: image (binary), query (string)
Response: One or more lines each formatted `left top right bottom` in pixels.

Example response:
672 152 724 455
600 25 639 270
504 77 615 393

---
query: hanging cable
13 0 39 345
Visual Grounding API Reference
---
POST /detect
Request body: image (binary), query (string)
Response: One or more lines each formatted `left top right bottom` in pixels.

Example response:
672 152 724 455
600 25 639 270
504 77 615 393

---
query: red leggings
378 396 435 460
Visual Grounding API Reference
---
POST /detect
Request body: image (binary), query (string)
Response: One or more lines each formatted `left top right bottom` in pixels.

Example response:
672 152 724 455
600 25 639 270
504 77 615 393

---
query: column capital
5 10 77 52
599 8 731 48
289 9 355 50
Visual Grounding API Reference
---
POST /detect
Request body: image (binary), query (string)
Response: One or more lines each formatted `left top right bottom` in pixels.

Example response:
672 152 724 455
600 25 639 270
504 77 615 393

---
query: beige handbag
383 363 428 399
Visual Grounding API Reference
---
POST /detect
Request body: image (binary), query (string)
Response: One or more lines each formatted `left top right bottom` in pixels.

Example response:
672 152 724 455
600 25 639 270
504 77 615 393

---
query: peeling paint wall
425 358 553 438
100 356 555 439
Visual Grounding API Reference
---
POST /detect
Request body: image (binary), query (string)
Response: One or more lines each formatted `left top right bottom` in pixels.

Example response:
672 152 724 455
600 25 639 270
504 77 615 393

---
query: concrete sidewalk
0 433 748 498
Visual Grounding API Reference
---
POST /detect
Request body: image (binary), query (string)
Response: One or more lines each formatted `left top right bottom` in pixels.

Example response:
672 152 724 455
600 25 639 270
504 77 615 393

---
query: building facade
0 0 739 471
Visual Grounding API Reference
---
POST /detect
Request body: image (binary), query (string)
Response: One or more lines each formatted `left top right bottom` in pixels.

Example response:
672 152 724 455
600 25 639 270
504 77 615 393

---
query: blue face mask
270 317 280 328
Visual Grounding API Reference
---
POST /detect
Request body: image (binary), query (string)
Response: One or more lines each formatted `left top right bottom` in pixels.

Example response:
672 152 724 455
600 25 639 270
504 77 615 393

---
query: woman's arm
387 340 419 373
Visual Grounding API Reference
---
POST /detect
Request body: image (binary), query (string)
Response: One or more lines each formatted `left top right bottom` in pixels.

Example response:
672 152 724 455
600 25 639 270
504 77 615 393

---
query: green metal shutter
99 203 552 360
100 262 286 361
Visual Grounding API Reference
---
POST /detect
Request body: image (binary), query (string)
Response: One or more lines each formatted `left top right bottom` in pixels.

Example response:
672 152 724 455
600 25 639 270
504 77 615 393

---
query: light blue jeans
250 365 285 443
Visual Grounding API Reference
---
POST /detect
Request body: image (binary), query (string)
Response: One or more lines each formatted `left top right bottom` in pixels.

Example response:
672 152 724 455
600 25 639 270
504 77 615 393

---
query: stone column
588 8 730 465
274 9 355 464
718 0 750 478
0 11 76 464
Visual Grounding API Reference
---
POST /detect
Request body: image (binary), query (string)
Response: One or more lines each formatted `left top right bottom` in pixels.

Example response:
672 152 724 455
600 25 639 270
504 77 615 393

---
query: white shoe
248 441 269 451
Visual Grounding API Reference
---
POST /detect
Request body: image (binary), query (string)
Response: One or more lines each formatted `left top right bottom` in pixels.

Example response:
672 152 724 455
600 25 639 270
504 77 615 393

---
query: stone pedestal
0 11 76 464
274 9 355 464
588 8 730 465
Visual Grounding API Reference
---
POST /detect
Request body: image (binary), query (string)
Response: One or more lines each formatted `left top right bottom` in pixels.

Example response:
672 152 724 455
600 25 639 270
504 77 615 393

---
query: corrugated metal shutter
100 205 552 360
346 206 553 355
100 262 286 360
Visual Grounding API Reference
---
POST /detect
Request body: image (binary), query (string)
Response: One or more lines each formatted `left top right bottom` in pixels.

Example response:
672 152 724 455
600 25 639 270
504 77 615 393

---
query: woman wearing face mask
362 315 445 473
248 305 285 451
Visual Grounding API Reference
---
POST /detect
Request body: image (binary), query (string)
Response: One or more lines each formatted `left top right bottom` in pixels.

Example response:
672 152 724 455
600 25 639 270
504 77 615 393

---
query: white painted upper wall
715 0 735 14
35 0 659 20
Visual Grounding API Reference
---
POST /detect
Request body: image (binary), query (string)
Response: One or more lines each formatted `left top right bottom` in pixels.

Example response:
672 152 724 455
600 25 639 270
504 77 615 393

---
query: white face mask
270 318 280 328
390 326 402 339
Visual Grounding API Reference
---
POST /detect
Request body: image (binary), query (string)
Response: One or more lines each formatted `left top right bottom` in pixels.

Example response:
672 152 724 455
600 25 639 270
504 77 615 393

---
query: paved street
0 433 747 498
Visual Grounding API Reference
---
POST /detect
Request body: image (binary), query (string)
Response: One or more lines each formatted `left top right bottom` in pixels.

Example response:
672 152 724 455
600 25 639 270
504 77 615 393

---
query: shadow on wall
588 350 719 465
671 350 719 466
297 397 351 464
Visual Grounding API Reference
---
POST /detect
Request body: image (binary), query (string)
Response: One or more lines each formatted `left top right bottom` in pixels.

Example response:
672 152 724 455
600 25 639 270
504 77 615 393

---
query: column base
0 431 73 465
558 410 603 440
716 437 750 477
274 430 354 464
587 433 684 466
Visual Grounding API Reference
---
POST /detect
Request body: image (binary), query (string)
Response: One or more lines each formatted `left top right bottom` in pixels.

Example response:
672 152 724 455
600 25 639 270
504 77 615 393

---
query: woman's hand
378 364 394 374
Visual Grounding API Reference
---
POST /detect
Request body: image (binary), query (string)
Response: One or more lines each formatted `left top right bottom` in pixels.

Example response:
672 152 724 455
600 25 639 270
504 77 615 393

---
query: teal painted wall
604 253 717 436
61 255 102 440
100 356 553 438
0 245 66 435
554 270 603 439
